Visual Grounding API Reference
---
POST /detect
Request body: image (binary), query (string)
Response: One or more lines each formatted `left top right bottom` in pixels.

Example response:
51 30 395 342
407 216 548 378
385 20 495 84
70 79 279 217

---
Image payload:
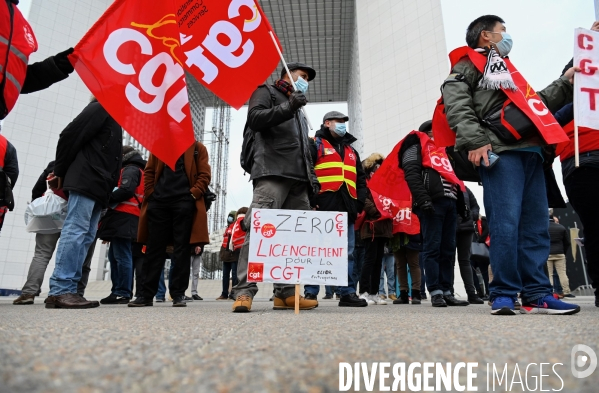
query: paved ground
1 295 597 393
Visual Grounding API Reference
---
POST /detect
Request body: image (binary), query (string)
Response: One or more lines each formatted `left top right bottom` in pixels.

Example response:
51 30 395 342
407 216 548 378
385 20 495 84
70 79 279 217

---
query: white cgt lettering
431 155 453 172
104 28 152 75
528 98 549 116
228 0 262 32
202 20 254 68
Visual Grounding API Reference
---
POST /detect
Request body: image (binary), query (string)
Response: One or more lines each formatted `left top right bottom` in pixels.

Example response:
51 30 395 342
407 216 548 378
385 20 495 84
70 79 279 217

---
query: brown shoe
216 295 228 300
232 295 252 312
13 293 35 305
45 293 100 309
273 295 318 310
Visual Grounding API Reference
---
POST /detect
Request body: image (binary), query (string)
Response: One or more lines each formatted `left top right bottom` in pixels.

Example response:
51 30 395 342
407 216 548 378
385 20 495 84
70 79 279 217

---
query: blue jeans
221 261 239 297
419 253 426 294
305 223 355 297
352 245 365 291
156 269 166 300
479 151 553 303
108 238 133 298
415 197 457 297
49 192 102 296
379 254 395 295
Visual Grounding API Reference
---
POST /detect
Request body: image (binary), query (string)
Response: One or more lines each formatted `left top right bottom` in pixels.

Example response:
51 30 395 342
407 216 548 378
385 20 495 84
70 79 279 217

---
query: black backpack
240 85 277 174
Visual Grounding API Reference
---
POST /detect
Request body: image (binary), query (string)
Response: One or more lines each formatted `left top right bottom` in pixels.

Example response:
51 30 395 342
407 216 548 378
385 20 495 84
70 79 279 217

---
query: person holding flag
232 62 320 313
435 15 580 315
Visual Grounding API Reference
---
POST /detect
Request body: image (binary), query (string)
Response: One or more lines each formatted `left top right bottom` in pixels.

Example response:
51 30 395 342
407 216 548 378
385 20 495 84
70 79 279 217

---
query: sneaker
216 295 228 300
13 293 35 305
514 299 521 310
192 294 203 301
233 295 252 312
372 294 387 305
183 295 193 302
304 293 318 301
155 298 165 303
563 294 576 298
389 294 398 301
339 293 368 307
379 294 387 300
128 297 153 307
491 296 516 315
100 294 119 304
322 294 333 299
173 296 187 307
359 292 375 305
443 294 469 306
431 294 447 307
520 295 581 315
273 295 318 310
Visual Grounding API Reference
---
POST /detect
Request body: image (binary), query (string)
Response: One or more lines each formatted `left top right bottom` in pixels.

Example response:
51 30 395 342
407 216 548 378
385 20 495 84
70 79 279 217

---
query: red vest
114 168 144 216
1 2 38 118
370 188 420 235
368 131 465 203
556 121 599 161
221 223 234 248
0 135 7 167
314 138 358 199
230 214 246 251
432 46 568 148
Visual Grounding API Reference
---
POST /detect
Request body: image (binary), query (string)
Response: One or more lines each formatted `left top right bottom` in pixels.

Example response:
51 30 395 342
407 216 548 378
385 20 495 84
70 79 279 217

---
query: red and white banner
70 0 282 168
574 27 599 129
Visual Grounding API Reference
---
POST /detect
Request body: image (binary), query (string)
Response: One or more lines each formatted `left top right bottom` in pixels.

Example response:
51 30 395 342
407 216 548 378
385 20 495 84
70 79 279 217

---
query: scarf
274 79 294 97
476 47 517 91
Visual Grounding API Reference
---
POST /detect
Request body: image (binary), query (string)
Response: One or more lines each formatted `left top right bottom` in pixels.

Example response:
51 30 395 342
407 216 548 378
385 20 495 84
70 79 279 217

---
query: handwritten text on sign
247 209 348 285
575 27 599 128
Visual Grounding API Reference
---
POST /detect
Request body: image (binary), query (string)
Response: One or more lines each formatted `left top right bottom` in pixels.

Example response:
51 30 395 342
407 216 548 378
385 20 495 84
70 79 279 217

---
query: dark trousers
395 247 421 291
221 261 238 297
141 198 195 299
415 197 457 296
352 246 365 291
359 237 386 295
565 167 599 289
132 243 146 298
454 231 477 295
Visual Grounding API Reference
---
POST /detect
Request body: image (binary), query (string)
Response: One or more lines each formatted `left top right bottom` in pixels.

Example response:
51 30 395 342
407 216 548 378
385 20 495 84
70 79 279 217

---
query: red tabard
0 2 38 117
432 46 568 148
368 131 465 204
556 120 599 161
221 223 234 249
230 214 246 251
314 138 358 198
370 188 420 235
114 168 144 216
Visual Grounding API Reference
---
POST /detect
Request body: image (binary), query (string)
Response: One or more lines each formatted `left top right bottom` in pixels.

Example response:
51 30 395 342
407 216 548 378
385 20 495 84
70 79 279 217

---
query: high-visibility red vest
1 2 38 118
221 223 234 248
313 138 357 198
556 120 599 161
230 214 246 251
0 135 7 167
114 168 144 217
432 46 568 148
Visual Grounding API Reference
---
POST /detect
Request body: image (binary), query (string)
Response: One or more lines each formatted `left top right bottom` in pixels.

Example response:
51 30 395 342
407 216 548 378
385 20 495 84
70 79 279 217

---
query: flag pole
574 71 580 167
268 31 314 130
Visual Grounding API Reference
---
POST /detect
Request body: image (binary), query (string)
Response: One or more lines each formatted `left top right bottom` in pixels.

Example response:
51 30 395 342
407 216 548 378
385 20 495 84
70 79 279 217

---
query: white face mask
294 76 309 93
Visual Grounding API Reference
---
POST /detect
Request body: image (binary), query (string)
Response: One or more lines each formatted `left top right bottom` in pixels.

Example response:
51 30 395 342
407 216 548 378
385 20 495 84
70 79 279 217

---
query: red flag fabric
69 0 195 169
370 189 420 235
174 0 282 109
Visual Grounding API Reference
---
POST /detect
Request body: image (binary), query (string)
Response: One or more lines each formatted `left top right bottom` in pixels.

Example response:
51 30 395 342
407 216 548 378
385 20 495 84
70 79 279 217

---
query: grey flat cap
323 111 349 122
283 62 316 81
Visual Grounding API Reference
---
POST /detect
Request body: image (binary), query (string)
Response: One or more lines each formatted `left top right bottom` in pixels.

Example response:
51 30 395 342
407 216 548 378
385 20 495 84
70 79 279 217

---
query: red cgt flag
174 0 282 109
69 0 195 169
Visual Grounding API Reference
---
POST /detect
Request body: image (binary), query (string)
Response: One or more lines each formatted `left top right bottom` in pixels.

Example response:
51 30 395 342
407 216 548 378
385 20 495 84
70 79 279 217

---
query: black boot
411 289 421 305
393 290 410 304
444 294 469 306
595 289 599 308
431 294 447 307
467 293 484 304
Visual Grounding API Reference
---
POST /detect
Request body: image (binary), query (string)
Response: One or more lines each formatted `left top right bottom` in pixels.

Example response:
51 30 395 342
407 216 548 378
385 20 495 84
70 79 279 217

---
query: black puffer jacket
54 101 122 206
97 152 146 240
31 161 54 201
309 126 366 222
457 187 480 233
1 138 18 188
246 84 319 195
549 219 570 255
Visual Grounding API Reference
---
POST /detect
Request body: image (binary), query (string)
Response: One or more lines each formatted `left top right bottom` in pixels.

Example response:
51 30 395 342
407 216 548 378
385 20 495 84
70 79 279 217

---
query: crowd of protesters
1 2 596 314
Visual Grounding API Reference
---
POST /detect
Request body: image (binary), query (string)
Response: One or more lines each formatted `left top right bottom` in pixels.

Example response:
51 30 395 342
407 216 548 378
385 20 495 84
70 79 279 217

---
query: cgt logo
247 262 264 282
571 344 597 379
261 223 276 238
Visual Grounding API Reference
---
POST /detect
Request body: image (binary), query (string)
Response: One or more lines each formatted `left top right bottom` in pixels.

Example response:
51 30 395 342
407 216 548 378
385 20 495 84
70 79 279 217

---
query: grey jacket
246 85 319 195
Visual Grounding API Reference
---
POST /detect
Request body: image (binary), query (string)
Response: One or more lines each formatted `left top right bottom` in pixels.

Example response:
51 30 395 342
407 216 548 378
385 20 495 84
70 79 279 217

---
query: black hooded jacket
309 125 366 222
31 160 54 201
97 151 146 241
456 187 480 233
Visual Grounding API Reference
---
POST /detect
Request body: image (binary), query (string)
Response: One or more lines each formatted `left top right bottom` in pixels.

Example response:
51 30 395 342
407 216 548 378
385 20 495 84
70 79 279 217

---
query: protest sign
574 27 599 130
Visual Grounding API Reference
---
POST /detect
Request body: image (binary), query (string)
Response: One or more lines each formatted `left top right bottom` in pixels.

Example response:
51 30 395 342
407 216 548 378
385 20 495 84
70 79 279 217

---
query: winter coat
1 138 18 188
309 125 366 222
360 190 393 240
53 101 122 206
137 142 211 246
31 161 54 201
246 85 319 196
442 51 573 154
549 219 571 255
456 187 480 233
97 152 146 241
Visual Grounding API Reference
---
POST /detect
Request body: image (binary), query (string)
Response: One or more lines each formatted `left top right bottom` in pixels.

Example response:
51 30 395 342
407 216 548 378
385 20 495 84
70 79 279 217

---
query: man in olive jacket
232 62 320 313
441 15 579 316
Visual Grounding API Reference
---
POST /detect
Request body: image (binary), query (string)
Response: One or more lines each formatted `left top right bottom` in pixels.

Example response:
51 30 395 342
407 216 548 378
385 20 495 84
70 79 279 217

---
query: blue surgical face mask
333 122 347 137
227 217 234 224
489 31 513 56
294 76 309 93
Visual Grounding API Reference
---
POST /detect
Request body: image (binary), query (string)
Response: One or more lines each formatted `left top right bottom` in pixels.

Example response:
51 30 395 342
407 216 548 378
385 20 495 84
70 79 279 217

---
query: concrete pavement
0 294 597 393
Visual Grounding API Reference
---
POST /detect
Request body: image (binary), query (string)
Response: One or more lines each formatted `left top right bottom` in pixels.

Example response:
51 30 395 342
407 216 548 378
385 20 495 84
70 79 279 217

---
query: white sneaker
373 294 388 305
360 292 375 305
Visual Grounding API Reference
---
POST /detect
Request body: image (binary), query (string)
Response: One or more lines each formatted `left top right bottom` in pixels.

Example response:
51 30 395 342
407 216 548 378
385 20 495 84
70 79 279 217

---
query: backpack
240 85 278 174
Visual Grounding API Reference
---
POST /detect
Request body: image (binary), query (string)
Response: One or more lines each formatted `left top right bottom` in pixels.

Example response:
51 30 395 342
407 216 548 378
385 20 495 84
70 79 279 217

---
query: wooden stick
295 284 300 314
268 31 314 130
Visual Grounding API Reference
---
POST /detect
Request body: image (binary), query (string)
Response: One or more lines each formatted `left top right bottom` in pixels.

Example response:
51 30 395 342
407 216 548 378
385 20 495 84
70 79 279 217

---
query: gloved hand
421 200 435 214
288 91 307 112
53 48 75 75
